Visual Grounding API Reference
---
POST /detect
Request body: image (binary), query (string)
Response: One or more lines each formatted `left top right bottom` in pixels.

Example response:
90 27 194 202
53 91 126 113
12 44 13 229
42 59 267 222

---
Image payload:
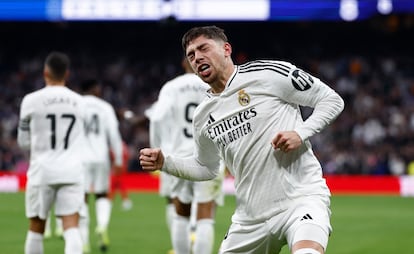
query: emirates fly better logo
205 89 256 147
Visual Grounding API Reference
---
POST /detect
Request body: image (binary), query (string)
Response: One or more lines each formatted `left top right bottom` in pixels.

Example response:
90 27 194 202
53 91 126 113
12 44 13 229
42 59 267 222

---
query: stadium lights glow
174 0 269 21
62 0 160 20
61 0 269 21
377 0 393 14
339 0 359 21
1 0 414 21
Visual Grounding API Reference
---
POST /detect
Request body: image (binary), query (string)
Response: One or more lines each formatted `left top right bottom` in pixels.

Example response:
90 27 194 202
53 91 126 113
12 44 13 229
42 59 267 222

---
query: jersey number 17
46 113 76 149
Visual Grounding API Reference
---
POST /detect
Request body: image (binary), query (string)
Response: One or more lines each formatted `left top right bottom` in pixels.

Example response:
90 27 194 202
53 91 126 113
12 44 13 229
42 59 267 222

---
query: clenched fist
139 148 165 171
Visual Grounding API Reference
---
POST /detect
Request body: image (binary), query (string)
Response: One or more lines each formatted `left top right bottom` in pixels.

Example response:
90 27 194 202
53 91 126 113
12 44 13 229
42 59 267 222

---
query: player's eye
200 45 209 52
187 53 195 62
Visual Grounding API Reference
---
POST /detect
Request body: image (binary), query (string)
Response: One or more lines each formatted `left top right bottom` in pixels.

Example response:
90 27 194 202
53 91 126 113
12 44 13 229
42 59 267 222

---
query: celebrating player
140 26 344 254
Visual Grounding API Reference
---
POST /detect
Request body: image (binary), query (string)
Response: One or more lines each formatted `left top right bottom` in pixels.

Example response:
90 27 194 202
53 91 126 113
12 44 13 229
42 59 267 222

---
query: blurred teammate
108 141 133 211
144 102 176 253
18 51 85 254
148 58 225 254
79 79 123 252
140 26 345 254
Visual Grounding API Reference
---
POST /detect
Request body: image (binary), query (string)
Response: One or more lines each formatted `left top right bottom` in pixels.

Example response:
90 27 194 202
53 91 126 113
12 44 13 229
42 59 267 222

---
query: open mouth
198 64 210 76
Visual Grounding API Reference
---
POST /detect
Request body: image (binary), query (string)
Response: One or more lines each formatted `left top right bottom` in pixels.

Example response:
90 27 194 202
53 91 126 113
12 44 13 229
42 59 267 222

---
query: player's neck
210 63 235 94
45 78 65 87
46 82 65 87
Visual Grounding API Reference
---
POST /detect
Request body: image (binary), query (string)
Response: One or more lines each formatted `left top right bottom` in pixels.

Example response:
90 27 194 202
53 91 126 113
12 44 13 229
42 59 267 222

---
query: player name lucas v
206 107 256 147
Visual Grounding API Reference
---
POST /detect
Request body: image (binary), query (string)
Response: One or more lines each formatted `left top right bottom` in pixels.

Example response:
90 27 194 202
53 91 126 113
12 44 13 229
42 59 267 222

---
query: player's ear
43 65 50 79
224 42 232 57
64 70 70 80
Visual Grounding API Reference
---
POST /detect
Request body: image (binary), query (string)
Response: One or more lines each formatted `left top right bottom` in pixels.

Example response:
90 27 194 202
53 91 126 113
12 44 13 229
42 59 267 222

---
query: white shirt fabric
82 95 123 167
149 73 210 157
162 60 345 223
17 85 87 186
148 73 212 199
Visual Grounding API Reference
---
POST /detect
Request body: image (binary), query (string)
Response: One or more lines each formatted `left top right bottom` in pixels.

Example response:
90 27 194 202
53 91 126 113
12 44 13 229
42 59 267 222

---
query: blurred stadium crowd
1 15 413 175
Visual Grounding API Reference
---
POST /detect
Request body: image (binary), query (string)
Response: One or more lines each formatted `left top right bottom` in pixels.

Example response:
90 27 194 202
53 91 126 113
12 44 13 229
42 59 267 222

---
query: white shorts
219 195 332 254
38 183 84 220
159 171 175 198
170 164 225 206
84 162 110 193
25 184 41 219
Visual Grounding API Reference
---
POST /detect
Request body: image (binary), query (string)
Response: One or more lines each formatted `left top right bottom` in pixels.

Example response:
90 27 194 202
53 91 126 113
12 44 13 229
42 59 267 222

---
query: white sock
63 227 82 254
190 202 198 230
55 217 63 235
24 231 43 254
172 215 191 254
79 203 90 246
166 203 175 232
96 198 112 232
45 214 51 233
193 219 215 254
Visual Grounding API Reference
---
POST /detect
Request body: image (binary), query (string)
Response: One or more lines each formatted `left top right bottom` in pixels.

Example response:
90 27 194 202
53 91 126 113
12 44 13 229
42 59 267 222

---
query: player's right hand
139 148 164 171
271 131 302 153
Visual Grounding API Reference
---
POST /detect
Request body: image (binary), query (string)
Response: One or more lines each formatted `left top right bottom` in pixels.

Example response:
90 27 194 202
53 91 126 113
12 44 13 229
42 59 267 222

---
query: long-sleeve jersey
149 73 209 157
17 86 87 186
82 95 123 167
162 60 344 223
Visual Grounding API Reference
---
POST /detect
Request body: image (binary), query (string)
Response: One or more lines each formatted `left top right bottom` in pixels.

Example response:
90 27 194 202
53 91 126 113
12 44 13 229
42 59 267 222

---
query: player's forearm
162 155 219 181
17 119 31 150
109 132 124 166
295 91 344 141
17 133 30 150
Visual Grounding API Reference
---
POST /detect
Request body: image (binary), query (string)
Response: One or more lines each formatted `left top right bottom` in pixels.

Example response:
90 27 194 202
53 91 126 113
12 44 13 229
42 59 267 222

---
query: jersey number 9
183 102 198 138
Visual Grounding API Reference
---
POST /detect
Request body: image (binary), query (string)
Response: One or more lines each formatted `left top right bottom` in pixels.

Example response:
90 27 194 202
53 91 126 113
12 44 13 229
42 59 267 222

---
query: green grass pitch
0 192 413 253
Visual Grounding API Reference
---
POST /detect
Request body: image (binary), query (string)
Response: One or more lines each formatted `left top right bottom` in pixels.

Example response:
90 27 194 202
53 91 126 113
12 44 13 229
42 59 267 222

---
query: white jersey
82 95 123 167
17 86 87 186
163 60 344 223
149 73 209 157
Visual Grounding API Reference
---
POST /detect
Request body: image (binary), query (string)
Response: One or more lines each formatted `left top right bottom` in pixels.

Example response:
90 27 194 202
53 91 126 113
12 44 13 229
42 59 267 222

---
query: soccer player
79 79 123 252
18 51 85 254
148 58 225 254
139 26 345 254
145 102 176 254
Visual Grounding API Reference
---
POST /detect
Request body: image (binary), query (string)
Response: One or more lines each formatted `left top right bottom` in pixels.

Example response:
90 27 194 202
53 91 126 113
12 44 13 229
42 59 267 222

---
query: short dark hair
181 26 228 51
44 51 70 81
80 79 99 93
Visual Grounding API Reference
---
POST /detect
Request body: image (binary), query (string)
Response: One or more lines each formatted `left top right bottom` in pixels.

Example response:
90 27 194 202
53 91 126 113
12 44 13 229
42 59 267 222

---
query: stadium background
1 1 414 183
0 1 414 253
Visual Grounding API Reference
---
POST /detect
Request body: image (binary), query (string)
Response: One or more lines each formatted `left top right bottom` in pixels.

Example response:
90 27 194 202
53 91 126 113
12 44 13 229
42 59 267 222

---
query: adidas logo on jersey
300 213 313 221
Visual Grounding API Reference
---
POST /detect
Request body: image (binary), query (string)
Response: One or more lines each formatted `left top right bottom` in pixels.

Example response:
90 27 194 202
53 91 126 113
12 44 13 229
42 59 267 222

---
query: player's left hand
271 131 302 153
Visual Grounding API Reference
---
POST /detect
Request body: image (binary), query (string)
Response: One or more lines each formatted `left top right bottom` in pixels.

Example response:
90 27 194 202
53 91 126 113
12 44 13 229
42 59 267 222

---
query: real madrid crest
238 89 250 106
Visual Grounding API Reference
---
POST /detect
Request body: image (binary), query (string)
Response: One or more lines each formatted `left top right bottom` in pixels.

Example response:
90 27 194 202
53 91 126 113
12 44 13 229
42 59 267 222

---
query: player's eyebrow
196 42 209 51
187 42 209 57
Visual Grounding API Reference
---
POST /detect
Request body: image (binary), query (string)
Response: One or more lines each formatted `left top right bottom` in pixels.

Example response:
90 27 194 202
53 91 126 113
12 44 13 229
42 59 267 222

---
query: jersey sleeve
145 102 159 147
17 95 32 150
271 61 345 141
151 84 175 122
162 134 220 181
105 104 123 167
148 84 175 148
